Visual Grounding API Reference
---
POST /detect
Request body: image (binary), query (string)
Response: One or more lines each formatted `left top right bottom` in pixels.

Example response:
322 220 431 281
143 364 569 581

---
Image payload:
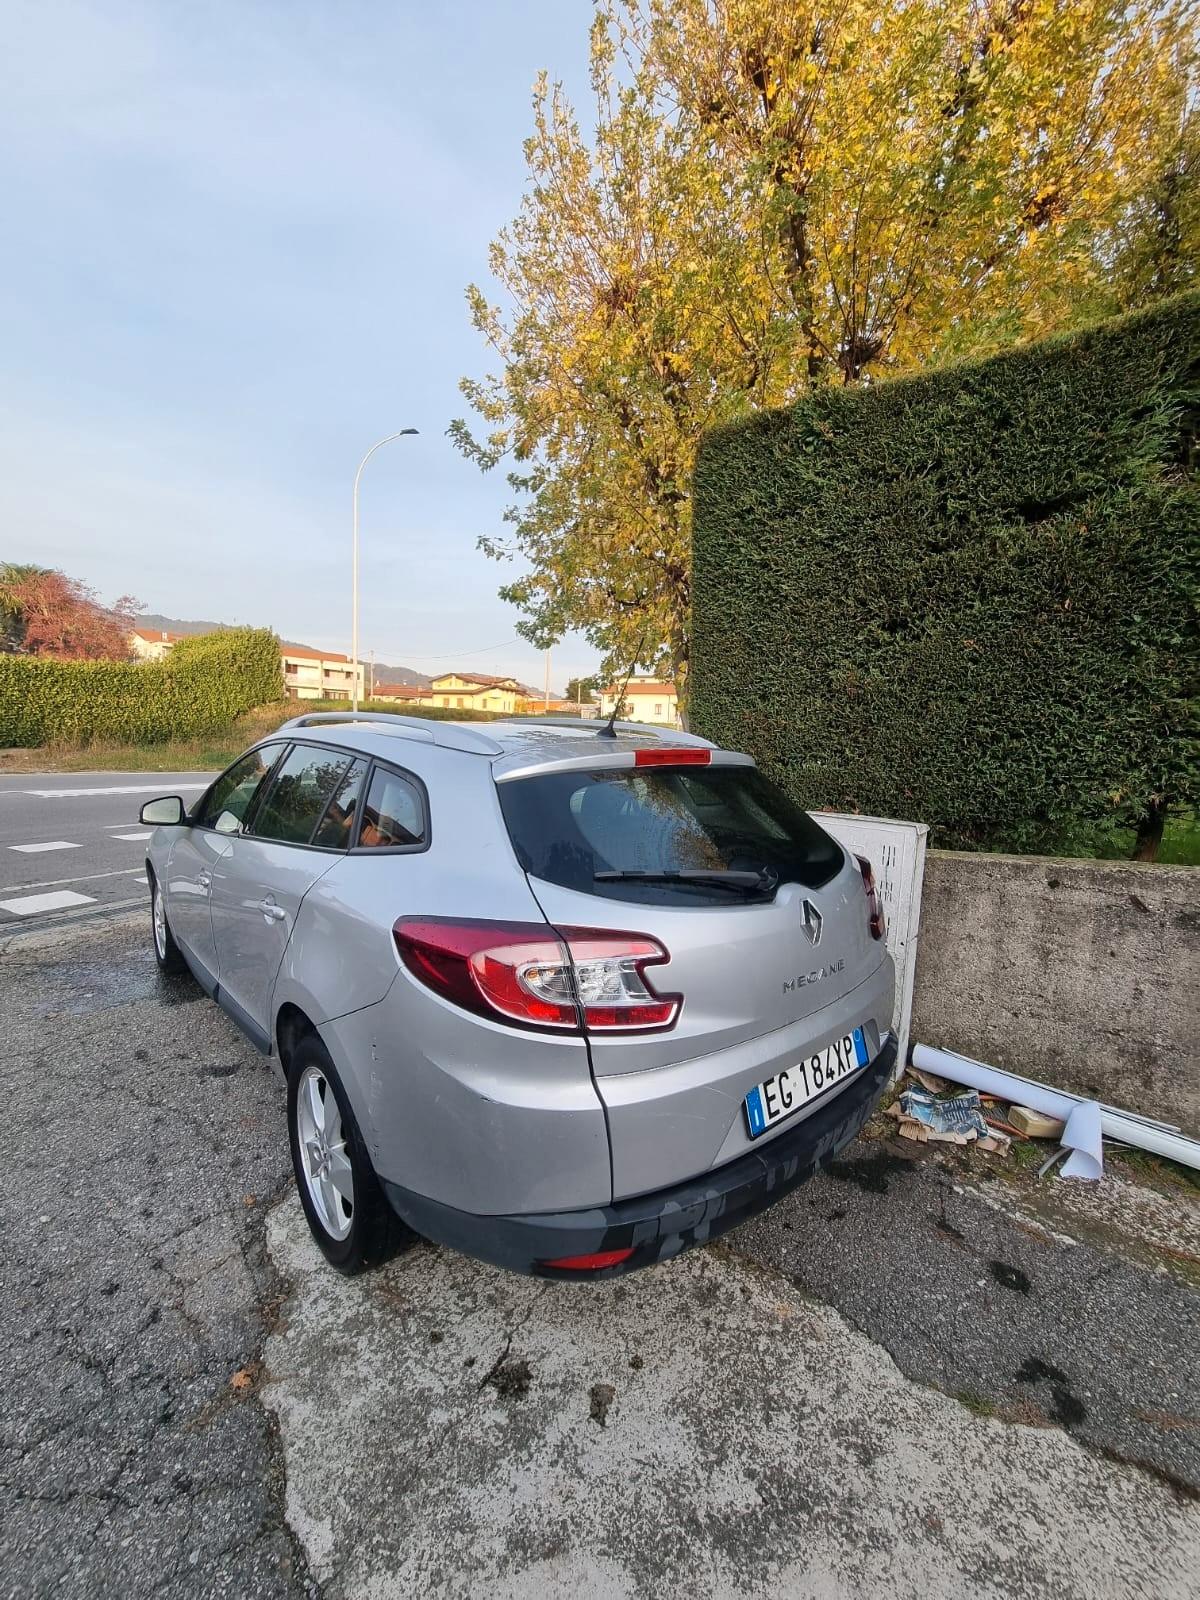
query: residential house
128 627 187 661
427 672 523 714
129 627 366 702
370 683 428 705
281 646 365 701
597 676 681 728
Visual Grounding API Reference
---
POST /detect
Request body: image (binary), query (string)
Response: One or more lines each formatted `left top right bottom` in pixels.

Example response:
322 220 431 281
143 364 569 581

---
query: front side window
194 747 281 834
251 745 356 846
497 764 843 905
356 767 426 850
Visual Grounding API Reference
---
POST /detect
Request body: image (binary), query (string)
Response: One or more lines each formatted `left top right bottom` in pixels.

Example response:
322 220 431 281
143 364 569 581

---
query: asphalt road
4 908 1199 1598
0 772 214 924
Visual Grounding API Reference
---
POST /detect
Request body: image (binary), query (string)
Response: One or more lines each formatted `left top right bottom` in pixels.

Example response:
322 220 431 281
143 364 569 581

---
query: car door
165 745 284 988
208 744 368 1046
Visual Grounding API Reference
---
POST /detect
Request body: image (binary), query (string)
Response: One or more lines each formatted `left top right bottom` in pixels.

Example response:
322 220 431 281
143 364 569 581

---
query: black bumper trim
385 1034 896 1278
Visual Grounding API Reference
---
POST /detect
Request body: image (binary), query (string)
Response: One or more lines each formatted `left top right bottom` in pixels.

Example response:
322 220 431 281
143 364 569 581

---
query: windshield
497 764 843 906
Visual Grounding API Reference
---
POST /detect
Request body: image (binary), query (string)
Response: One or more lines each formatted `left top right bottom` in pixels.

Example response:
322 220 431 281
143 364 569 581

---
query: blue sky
0 0 597 688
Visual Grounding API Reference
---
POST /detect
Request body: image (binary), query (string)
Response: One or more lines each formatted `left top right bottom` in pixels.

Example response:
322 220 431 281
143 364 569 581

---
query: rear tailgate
525 858 882 1075
496 754 894 1195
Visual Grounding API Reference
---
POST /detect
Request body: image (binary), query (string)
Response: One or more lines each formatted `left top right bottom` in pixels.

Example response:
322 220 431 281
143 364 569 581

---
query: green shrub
691 294 1200 852
0 627 283 747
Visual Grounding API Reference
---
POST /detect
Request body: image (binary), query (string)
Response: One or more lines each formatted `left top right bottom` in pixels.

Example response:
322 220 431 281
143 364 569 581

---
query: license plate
743 1027 870 1139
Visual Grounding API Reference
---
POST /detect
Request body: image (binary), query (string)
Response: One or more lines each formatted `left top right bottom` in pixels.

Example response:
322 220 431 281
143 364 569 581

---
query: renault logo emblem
800 899 823 946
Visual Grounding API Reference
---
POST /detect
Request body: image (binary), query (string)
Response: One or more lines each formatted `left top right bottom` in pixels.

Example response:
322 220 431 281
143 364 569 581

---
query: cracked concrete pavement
262 1203 1199 1600
0 912 314 1600
4 907 1199 1598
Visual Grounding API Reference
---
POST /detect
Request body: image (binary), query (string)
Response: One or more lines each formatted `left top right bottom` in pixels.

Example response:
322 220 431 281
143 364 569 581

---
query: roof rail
498 715 714 747
276 710 503 756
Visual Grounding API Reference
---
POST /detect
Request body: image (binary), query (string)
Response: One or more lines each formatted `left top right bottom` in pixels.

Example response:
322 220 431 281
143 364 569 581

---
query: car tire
287 1033 416 1275
149 869 187 975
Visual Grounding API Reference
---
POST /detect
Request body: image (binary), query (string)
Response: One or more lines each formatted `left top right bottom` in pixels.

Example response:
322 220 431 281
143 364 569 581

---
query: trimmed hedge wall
691 294 1199 852
0 627 283 747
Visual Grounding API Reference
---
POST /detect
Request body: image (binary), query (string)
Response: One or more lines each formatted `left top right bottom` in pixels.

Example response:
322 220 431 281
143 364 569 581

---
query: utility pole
543 648 551 711
368 649 375 702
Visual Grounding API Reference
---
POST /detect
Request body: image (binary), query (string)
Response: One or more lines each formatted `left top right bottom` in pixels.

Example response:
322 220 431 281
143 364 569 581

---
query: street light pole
352 428 418 712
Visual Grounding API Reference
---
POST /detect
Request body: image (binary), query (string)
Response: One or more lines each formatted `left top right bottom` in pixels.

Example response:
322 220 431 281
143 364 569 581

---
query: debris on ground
911 1044 1200 1180
887 1085 1011 1156
1009 1105 1067 1140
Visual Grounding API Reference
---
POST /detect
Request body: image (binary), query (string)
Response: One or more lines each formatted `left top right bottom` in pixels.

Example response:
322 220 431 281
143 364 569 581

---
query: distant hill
134 615 432 687
365 660 432 689
136 613 231 638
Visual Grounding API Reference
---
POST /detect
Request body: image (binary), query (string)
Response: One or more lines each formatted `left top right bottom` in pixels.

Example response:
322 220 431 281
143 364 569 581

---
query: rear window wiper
594 867 777 892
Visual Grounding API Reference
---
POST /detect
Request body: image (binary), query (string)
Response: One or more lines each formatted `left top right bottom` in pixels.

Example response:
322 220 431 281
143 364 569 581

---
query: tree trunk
1133 798 1167 861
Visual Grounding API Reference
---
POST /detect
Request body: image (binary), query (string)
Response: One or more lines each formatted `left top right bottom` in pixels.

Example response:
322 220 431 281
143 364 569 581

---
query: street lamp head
401 427 418 435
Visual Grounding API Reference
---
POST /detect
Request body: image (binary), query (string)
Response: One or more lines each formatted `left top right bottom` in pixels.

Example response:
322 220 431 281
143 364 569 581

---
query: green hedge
691 294 1200 852
0 627 283 747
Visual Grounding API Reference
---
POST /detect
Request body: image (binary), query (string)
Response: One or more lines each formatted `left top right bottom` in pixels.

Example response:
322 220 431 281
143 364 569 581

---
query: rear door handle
197 870 212 890
258 899 287 923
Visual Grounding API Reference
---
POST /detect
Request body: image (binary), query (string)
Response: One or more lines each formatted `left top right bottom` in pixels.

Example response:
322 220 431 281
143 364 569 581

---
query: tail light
392 917 681 1033
634 748 710 767
855 854 886 941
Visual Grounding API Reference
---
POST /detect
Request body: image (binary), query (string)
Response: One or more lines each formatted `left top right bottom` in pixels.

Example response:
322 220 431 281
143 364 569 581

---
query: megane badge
800 899 823 946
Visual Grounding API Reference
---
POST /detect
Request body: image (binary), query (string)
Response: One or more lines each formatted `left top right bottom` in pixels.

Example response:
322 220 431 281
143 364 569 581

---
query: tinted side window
311 758 369 849
194 747 280 835
356 767 425 850
251 745 355 846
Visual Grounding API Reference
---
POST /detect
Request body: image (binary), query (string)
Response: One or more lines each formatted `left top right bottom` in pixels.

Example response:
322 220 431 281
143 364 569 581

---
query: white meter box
813 814 929 1077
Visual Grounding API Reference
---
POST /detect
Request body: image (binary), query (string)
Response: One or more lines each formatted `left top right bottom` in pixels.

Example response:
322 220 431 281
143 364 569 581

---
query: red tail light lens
633 747 711 767
393 918 681 1033
541 1247 635 1271
854 854 887 941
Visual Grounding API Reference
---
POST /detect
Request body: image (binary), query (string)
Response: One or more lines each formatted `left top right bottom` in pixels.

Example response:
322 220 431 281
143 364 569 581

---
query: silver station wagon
141 712 896 1278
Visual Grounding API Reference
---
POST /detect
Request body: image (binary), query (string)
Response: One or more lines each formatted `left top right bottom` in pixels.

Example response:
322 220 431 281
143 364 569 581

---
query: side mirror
140 796 186 826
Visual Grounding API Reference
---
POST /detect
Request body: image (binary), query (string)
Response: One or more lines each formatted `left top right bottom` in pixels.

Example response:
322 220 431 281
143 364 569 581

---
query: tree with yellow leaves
453 0 1197 700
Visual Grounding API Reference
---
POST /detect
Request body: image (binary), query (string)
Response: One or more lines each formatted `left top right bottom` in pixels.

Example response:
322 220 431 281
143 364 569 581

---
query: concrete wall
910 851 1200 1134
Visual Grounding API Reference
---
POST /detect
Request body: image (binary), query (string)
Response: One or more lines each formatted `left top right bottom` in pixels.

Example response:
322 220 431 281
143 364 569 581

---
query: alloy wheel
295 1063 354 1241
153 882 168 960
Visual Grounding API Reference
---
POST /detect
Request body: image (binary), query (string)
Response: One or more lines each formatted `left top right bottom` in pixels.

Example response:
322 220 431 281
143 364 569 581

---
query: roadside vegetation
0 697 579 775
2 693 1192 867
691 295 1198 863
456 0 1197 695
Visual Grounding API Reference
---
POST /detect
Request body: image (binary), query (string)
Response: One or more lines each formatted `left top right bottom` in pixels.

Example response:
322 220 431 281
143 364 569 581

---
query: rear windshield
497 764 844 905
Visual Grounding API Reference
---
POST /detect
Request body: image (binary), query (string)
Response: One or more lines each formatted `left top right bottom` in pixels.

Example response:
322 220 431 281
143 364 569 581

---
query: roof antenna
597 634 647 739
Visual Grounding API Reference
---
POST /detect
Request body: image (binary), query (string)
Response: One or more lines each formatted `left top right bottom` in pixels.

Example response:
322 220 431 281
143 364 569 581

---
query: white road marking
135 876 149 887
8 841 82 854
0 867 144 895
16 783 209 799
111 831 152 841
0 889 97 916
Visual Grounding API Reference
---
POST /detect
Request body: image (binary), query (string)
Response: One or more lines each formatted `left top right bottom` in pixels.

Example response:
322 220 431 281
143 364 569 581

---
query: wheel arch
276 1001 318 1076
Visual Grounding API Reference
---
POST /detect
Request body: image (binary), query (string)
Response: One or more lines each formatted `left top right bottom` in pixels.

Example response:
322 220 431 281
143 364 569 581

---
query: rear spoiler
493 748 756 784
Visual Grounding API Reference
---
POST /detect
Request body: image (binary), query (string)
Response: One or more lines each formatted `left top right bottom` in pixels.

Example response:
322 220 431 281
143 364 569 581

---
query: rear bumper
384 1033 897 1278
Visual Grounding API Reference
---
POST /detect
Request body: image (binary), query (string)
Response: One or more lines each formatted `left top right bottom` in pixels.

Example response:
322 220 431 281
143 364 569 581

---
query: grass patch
1037 810 1199 866
1108 1145 1200 1195
954 1390 999 1419
0 703 297 774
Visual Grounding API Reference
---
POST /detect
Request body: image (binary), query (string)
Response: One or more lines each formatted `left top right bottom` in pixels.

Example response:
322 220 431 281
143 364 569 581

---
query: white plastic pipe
912 1044 1200 1174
